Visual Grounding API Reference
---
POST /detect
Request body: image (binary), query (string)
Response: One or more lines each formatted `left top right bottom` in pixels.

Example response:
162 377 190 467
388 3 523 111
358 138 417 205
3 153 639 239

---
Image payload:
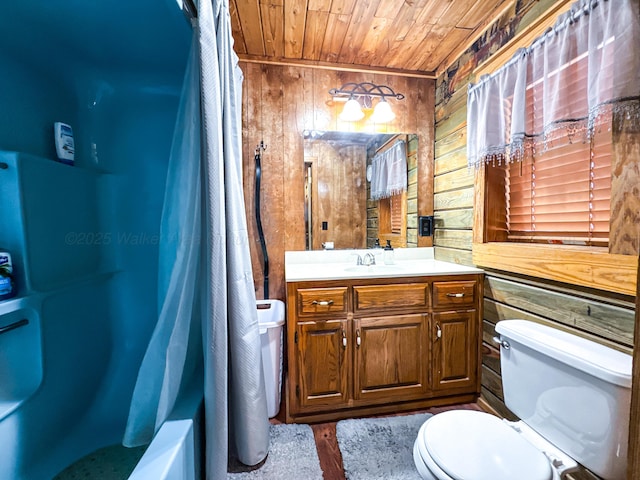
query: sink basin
343 265 403 275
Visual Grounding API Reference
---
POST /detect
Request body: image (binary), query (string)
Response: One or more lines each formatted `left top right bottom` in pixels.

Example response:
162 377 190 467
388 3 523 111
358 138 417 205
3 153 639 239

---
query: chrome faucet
362 252 376 266
351 253 363 265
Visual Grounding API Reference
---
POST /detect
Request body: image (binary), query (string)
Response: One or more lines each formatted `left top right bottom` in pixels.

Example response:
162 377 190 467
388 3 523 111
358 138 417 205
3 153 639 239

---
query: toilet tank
495 320 632 480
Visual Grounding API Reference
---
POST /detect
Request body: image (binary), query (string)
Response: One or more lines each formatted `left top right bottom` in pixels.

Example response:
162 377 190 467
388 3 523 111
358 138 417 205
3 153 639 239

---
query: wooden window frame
470 0 637 297
378 190 408 247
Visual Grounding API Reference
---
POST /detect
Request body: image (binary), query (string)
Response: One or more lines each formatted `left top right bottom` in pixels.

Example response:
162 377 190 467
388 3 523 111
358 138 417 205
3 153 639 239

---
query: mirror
303 130 417 250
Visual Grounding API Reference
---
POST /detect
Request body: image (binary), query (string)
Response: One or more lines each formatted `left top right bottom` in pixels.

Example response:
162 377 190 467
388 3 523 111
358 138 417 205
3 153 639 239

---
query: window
370 136 408 246
379 191 406 237
467 0 639 295
506 130 611 246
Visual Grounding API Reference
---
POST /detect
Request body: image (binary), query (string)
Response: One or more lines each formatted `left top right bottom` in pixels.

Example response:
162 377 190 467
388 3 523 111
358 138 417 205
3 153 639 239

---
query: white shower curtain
197 0 269 477
123 1 270 477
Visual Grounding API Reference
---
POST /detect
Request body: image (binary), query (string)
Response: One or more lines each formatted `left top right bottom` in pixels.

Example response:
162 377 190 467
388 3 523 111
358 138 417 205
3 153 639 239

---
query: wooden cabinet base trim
285 393 478 424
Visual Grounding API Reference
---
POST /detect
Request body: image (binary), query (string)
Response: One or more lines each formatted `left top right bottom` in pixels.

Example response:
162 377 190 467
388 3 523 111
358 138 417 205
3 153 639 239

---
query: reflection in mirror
303 130 418 251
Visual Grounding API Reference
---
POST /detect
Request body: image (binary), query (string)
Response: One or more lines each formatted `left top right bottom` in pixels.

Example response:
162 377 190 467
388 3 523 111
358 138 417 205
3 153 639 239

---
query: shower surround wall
0 2 191 479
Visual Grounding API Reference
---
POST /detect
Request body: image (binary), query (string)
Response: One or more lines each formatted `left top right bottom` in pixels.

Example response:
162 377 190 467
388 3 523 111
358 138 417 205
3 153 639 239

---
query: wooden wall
434 1 638 477
240 64 434 301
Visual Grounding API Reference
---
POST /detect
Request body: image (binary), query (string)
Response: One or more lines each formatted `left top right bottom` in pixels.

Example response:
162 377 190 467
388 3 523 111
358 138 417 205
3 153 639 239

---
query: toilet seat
414 410 559 480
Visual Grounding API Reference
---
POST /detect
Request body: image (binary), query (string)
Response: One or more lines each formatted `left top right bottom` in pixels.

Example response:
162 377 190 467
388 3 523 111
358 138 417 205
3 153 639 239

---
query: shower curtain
123 0 270 478
197 0 270 477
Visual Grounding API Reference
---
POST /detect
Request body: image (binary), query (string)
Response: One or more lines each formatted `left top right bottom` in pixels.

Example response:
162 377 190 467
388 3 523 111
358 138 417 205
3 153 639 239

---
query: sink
343 265 403 275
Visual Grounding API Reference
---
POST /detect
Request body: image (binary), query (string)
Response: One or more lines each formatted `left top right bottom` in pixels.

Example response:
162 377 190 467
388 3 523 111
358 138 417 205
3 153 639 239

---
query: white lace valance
467 0 640 168
370 140 407 200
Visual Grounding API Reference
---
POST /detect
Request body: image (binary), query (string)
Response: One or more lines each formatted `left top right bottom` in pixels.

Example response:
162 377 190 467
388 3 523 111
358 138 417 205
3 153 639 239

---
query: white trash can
257 299 285 418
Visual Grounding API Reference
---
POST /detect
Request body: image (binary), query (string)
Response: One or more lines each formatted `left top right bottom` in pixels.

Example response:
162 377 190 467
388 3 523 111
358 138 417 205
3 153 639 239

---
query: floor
272 402 482 479
54 403 482 479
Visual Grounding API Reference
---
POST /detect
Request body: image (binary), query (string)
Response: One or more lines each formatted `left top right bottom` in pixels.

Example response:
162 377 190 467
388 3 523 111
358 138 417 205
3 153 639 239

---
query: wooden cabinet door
353 314 428 403
431 310 478 392
296 319 350 411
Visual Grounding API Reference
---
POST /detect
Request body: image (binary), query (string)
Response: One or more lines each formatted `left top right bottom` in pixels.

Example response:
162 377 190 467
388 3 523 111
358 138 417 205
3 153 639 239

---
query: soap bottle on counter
383 240 395 265
0 250 16 300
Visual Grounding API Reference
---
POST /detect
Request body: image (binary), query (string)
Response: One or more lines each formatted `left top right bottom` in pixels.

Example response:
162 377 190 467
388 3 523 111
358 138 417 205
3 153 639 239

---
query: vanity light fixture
329 82 404 123
340 97 366 121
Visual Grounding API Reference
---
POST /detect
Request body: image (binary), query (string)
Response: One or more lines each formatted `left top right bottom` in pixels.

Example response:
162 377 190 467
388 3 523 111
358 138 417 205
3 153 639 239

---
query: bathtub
0 0 196 477
128 374 203 480
0 150 202 479
0 60 198 480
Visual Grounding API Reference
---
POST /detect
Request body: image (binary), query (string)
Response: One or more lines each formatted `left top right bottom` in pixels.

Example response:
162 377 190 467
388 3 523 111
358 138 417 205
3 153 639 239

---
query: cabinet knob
342 330 347 349
435 323 442 340
446 293 465 298
312 299 334 306
356 329 361 347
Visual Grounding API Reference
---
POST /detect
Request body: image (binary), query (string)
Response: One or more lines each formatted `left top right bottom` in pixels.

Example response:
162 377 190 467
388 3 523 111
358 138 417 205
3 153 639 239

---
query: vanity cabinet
296 319 350 410
286 273 483 423
431 280 478 393
353 313 428 402
431 311 476 392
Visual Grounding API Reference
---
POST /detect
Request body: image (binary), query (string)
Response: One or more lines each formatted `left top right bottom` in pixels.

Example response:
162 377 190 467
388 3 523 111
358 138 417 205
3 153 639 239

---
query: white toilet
413 319 632 480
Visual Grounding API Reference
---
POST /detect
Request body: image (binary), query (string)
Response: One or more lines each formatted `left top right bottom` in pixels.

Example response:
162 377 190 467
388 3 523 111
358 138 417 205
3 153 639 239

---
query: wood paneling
628 256 640 479
231 0 514 75
433 229 473 251
242 63 434 300
434 187 474 211
473 243 638 297
434 246 473 265
434 167 474 193
284 0 308 58
611 117 640 255
485 275 635 347
233 0 265 56
260 1 285 57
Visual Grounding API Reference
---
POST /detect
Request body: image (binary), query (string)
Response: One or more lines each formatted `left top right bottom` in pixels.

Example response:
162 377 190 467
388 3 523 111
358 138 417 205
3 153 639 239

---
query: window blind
389 193 403 235
379 192 404 236
505 29 613 245
507 131 611 244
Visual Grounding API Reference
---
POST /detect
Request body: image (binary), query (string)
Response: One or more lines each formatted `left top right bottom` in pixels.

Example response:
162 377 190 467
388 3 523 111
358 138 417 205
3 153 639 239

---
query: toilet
413 319 632 480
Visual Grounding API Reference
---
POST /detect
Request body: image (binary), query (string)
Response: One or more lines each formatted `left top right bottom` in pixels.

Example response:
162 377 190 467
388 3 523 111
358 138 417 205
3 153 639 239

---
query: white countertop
285 247 483 282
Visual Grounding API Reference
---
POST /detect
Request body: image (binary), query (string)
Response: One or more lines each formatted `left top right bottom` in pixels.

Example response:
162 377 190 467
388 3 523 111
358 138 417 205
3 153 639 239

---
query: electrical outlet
418 216 434 237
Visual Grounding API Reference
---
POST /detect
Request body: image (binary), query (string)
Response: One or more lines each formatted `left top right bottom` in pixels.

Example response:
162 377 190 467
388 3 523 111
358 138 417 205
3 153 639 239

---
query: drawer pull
356 329 361 347
312 300 334 306
446 293 465 298
342 330 347 349
435 323 442 340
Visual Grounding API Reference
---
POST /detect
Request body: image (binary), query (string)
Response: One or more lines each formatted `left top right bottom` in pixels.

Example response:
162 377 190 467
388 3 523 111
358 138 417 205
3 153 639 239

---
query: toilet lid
421 411 553 480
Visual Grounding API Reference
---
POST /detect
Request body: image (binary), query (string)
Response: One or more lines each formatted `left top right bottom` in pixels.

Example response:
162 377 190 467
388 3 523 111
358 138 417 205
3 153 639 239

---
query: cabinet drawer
297 287 348 316
432 281 476 308
354 283 429 313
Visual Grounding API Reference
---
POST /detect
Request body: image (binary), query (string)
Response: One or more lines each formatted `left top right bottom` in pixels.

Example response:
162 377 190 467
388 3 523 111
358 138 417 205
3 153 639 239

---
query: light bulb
371 99 395 123
339 98 365 122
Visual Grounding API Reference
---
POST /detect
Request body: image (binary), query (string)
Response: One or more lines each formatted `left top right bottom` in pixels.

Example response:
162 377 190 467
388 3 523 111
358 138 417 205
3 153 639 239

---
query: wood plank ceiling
229 0 513 77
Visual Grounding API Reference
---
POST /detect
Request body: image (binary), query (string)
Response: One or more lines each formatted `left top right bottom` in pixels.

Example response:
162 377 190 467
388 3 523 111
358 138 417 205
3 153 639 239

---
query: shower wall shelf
0 150 121 422
0 151 117 294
